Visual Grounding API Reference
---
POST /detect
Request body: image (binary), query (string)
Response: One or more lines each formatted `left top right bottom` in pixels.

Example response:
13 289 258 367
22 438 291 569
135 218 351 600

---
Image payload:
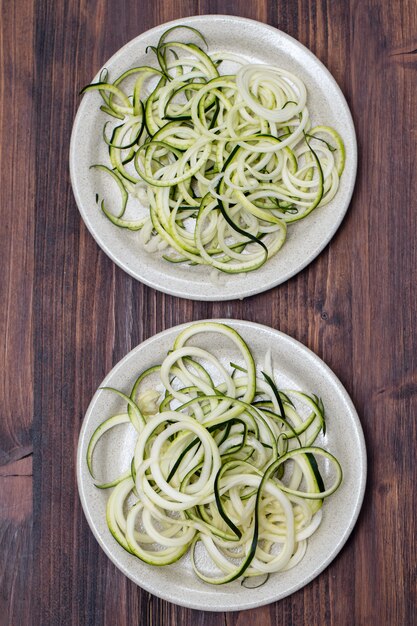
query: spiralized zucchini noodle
87 322 342 584
81 26 346 275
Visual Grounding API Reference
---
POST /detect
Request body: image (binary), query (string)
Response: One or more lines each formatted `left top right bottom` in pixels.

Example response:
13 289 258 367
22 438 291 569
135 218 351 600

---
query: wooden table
2 0 416 624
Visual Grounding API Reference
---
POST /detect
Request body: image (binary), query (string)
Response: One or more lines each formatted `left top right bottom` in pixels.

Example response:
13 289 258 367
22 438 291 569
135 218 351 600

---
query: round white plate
77 320 366 611
70 15 357 301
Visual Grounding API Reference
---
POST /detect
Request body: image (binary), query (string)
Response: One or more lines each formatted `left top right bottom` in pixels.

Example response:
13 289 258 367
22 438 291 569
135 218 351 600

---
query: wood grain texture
0 0 34 624
0 0 415 624
0 2 34 460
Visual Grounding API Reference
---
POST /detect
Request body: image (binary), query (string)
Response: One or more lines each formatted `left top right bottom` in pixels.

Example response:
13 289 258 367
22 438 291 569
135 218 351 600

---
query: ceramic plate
70 15 357 301
77 320 366 611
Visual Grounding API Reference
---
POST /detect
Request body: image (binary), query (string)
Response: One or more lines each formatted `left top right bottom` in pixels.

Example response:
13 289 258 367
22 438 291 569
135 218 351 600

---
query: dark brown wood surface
1 0 416 624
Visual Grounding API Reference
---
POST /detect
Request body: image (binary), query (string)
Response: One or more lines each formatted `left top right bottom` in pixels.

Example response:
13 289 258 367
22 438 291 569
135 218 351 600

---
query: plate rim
69 14 358 301
76 318 367 611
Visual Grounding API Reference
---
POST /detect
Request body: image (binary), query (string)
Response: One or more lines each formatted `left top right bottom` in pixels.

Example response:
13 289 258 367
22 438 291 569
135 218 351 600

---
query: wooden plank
0 1 34 462
346 2 417 623
0 0 34 624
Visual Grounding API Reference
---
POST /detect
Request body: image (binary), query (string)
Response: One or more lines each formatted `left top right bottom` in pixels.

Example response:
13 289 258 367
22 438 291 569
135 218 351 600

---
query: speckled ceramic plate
70 15 357 301
77 320 366 611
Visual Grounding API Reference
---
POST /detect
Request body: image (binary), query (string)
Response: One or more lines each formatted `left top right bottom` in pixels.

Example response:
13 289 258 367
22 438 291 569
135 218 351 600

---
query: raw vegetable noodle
87 322 342 584
81 26 345 275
